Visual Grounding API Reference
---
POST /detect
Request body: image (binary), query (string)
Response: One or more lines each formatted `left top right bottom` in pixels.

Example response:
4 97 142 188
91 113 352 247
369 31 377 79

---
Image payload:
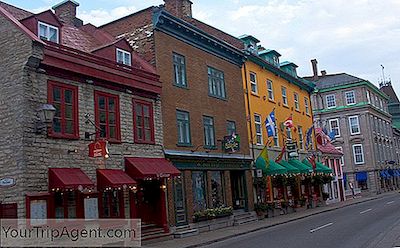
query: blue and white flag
265 110 276 137
306 125 314 149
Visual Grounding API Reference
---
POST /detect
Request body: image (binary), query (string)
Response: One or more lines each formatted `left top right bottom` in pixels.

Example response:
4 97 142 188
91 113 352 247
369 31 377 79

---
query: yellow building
239 35 315 161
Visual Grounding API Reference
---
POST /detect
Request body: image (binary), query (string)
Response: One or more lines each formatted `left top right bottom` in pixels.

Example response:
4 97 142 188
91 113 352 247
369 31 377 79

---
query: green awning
256 157 287 176
302 159 333 174
278 160 300 174
288 159 313 174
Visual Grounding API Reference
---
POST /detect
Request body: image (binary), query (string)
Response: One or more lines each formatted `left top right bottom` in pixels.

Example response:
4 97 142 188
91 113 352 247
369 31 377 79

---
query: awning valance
356 172 368 181
125 157 181 179
97 169 136 190
49 168 94 191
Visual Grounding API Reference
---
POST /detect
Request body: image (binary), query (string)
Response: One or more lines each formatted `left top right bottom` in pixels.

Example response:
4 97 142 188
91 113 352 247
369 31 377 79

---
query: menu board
84 197 99 220
30 200 47 226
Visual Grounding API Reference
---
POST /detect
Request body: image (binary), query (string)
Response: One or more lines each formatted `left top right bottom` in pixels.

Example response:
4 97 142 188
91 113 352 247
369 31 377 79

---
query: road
202 193 400 248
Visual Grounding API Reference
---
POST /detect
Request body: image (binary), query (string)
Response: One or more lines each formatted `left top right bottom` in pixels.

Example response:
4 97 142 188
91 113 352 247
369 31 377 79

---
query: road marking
360 208 372 214
387 201 395 205
310 223 333 233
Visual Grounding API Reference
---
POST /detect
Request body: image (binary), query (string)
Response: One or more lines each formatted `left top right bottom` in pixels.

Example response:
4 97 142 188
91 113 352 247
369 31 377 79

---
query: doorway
230 171 246 209
136 180 162 225
173 176 187 226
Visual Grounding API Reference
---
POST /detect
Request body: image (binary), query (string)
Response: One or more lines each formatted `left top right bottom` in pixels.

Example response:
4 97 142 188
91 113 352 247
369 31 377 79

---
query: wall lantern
35 104 56 134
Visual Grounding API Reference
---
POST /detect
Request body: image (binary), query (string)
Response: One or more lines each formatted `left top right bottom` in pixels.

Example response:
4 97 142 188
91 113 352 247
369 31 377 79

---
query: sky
4 0 400 96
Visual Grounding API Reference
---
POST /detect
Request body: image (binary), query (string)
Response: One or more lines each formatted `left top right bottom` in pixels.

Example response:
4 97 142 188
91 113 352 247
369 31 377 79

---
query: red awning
97 169 136 190
48 168 94 191
125 157 181 179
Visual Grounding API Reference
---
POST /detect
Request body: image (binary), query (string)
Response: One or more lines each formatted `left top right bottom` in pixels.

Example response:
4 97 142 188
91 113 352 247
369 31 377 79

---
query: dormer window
272 56 279 66
116 48 131 66
38 21 59 43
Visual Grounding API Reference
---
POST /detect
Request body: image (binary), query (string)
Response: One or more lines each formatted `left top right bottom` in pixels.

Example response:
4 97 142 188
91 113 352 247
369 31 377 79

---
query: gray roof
304 73 365 90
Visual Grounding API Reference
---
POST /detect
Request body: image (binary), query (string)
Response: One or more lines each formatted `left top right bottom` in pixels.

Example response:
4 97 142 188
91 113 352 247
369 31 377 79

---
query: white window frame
335 146 344 165
286 127 292 141
352 144 365 165
326 94 336 109
345 91 356 105
273 124 279 147
281 86 288 106
38 21 59 43
348 115 361 135
366 90 371 104
298 126 304 150
294 92 299 111
304 97 310 115
116 48 132 66
250 72 258 94
329 118 341 137
254 114 263 145
267 79 274 100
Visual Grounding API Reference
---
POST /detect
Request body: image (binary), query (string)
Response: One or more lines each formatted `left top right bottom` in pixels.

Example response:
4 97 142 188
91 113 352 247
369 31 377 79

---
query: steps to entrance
173 225 199 238
233 210 258 226
141 223 172 244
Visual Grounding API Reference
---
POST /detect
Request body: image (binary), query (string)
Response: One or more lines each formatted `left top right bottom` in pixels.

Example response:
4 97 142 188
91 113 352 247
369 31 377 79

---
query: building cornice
152 8 245 66
313 101 392 118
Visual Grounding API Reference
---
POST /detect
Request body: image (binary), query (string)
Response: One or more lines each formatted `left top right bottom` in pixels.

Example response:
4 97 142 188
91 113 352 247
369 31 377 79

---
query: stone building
100 0 254 229
306 59 397 195
0 1 181 235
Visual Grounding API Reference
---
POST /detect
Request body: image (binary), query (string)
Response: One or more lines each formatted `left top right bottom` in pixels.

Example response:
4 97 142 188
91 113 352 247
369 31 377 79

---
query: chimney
164 0 193 18
321 70 327 77
52 0 80 26
311 59 318 80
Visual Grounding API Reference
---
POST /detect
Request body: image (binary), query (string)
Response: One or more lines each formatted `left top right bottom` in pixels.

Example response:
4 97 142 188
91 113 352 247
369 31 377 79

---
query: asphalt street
202 193 400 248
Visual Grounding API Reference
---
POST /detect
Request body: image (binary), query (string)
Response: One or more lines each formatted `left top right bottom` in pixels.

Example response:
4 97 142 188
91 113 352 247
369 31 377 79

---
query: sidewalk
145 192 398 248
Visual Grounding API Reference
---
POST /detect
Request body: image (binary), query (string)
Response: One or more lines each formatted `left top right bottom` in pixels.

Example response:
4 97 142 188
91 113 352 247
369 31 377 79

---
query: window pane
108 98 115 112
100 125 106 137
39 24 47 40
99 97 105 110
117 51 123 63
144 116 150 128
53 88 61 102
109 126 116 138
99 111 106 123
65 120 73 134
54 103 61 118
124 53 131 65
109 112 115 125
145 129 151 141
65 105 73 119
53 118 61 133
49 27 58 43
64 90 73 104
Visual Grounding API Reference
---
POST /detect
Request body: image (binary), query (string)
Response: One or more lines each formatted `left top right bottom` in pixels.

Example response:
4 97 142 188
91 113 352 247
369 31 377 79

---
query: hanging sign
222 134 240 153
0 178 16 187
88 140 109 158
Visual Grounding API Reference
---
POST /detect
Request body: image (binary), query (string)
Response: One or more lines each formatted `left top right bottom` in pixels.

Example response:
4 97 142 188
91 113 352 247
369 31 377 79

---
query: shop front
165 152 253 226
125 157 181 232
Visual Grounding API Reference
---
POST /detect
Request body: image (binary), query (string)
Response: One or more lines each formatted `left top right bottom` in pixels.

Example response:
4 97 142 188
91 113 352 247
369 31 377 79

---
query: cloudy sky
5 0 400 96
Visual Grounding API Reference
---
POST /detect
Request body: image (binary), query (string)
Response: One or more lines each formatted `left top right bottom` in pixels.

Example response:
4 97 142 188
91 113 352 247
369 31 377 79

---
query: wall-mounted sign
88 140 109 158
0 178 16 187
222 134 240 153
286 141 298 159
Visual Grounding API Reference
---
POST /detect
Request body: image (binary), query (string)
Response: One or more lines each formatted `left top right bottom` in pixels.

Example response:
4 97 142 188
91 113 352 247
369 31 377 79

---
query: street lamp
35 104 56 134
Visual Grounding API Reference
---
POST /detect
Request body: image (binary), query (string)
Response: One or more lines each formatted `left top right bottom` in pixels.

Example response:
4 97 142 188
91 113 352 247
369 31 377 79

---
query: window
48 81 79 138
379 99 383 110
95 91 120 142
273 125 279 147
329 119 340 137
366 90 371 104
192 171 207 211
348 116 360 135
211 171 225 208
38 21 59 43
304 97 310 115
208 67 226 99
254 114 263 145
203 116 216 148
281 86 288 106
353 144 365 164
298 126 304 149
250 72 258 94
133 100 154 144
101 190 121 218
345 91 356 105
335 146 344 165
173 53 187 87
272 55 279 66
267 80 274 100
286 127 292 140
176 110 191 145
294 93 299 111
227 121 236 136
116 48 131 66
326 94 336 108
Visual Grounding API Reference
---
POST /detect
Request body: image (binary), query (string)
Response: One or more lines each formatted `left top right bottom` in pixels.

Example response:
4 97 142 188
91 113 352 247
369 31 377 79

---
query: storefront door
230 171 246 209
137 180 162 225
173 176 187 226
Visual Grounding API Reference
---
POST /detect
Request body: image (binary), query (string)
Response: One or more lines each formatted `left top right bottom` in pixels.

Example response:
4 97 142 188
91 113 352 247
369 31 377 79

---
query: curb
184 196 380 248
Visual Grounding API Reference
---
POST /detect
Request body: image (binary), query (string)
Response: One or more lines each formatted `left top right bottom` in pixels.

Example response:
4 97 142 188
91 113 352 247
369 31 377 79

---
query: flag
265 110 276 137
284 114 294 128
308 154 316 172
275 145 286 162
328 130 336 141
255 145 270 173
306 125 314 150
